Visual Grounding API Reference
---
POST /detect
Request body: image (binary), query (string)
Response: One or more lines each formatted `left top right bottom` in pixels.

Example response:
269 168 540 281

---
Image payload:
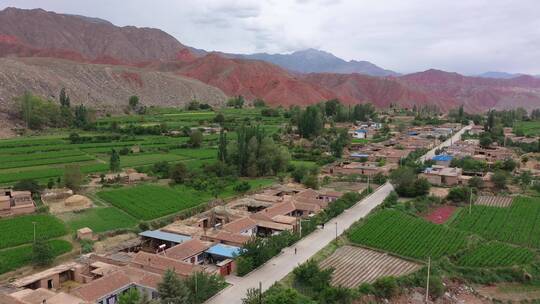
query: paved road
207 124 472 304
206 182 394 304
419 123 473 162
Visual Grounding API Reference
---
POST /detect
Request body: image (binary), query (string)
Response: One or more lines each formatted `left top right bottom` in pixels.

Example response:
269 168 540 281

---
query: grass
348 209 468 260
0 240 72 275
66 207 139 233
0 214 67 249
451 196 540 248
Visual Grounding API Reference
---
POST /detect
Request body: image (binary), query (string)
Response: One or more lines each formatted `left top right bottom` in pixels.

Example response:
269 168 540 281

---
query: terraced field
349 209 468 260
451 196 540 248
320 246 421 287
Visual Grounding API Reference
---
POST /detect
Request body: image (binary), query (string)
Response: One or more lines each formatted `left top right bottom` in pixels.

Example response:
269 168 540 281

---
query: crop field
457 242 535 268
65 207 138 233
514 121 540 136
475 196 513 208
97 184 214 220
320 245 421 287
0 214 67 249
451 196 540 248
98 178 275 220
0 240 72 275
349 209 468 260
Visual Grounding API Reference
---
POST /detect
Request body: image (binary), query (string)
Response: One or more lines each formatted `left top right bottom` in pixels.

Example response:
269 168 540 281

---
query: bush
233 181 251 193
236 256 254 276
447 186 472 203
80 239 94 254
372 276 399 299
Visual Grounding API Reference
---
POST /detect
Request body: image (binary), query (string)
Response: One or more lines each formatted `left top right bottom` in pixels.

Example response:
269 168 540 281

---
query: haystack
64 195 92 207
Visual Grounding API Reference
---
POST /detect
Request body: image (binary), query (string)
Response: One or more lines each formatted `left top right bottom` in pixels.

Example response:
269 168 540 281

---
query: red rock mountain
0 7 185 62
1 7 540 113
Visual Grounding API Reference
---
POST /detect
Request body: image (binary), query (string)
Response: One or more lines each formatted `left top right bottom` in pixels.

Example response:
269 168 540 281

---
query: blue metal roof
408 131 419 135
432 154 453 161
139 230 191 244
350 153 370 158
206 244 242 258
355 129 368 133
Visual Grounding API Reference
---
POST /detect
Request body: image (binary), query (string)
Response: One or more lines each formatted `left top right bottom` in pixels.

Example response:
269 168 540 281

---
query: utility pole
259 281 262 304
335 222 338 241
469 187 473 214
32 221 36 243
425 257 431 303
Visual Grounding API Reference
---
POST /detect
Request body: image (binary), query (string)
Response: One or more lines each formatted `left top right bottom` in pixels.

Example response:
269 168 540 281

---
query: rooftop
139 230 192 244
206 243 242 258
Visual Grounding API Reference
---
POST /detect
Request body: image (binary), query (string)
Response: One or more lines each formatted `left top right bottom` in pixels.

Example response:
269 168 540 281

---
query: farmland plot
349 209 467 260
475 196 513 208
451 196 540 248
457 242 535 268
97 185 212 220
0 214 67 249
0 240 72 275
320 246 421 287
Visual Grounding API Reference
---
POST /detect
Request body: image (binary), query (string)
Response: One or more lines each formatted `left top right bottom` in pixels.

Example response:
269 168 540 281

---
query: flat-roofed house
421 166 462 186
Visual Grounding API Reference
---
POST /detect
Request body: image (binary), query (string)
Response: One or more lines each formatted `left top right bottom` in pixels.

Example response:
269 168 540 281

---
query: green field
349 209 468 260
97 179 274 220
66 208 139 233
0 214 67 249
0 240 72 274
451 197 540 248
514 121 540 136
457 242 535 268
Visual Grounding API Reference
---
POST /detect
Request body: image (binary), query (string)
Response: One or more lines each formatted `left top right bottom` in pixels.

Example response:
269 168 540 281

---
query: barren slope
0 57 227 115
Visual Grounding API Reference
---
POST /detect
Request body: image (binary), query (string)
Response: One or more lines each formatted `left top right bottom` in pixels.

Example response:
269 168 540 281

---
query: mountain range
1 6 540 128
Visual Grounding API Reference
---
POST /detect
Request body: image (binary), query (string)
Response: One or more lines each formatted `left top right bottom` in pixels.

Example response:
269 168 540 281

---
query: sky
1 0 539 75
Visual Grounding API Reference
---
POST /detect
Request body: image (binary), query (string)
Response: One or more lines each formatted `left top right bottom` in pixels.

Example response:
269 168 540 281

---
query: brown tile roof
206 231 251 246
166 239 212 260
73 271 132 302
130 251 197 277
222 217 257 234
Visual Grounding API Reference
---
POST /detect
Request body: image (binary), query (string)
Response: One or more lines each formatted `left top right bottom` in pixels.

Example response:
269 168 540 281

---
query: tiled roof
130 251 197 277
210 231 251 245
222 217 257 234
166 239 213 260
73 271 132 302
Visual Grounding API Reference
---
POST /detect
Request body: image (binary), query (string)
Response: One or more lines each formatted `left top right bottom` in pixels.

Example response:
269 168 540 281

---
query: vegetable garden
451 196 540 248
348 209 468 260
456 242 535 268
0 214 67 249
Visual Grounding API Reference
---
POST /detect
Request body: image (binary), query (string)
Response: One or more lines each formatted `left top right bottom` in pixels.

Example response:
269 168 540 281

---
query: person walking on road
294 247 297 255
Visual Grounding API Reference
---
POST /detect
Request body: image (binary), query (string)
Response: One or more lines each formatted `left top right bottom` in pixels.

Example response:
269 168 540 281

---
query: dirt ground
43 195 93 214
93 233 138 254
476 283 540 302
430 187 450 198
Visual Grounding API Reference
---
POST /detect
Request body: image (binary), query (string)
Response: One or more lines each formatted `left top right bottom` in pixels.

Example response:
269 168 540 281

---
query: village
1 105 537 304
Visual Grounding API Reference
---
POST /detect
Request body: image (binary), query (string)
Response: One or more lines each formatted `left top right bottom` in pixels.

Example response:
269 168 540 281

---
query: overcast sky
1 0 539 75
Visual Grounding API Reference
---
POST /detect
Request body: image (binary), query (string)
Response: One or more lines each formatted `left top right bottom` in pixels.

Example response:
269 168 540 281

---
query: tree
372 276 399 299
236 256 254 276
185 272 226 303
227 96 245 108
119 288 141 304
213 113 225 124
233 181 251 193
170 163 188 184
479 133 492 148
491 170 507 190
302 174 319 189
158 269 191 304
189 130 203 148
519 171 532 190
468 176 484 189
59 88 71 108
298 105 324 138
13 179 42 196
217 129 228 163
253 98 266 108
32 239 54 267
64 164 83 191
242 288 261 304
129 95 140 111
447 186 471 203
69 132 81 144
109 149 121 172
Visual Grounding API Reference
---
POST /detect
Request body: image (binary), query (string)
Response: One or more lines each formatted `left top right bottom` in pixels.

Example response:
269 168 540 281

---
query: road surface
207 124 471 304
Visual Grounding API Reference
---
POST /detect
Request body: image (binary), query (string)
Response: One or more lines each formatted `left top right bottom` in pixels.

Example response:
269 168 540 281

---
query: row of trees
221 126 291 177
17 90 95 130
